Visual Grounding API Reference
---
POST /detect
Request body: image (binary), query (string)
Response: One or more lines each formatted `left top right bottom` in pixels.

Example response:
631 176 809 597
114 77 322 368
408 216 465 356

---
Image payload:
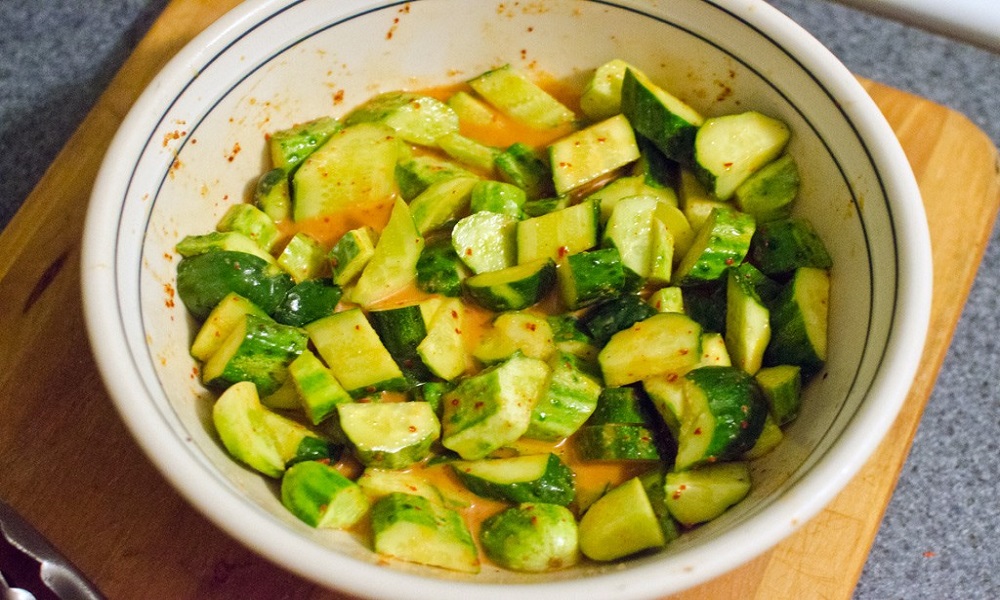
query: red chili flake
693 427 702 435
666 373 678 382
725 257 735 265
465 248 474 256
450 309 459 319
740 420 749 429
226 142 242 162
557 245 570 258
451 398 460 406
474 401 484 409
454 328 462 335
723 161 734 168
923 551 936 558
679 348 689 355
525 323 537 331
408 425 417 432
163 283 176 308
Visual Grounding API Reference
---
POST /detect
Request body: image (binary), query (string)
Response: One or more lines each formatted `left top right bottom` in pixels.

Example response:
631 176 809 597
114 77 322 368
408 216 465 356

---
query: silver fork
0 501 102 600
0 569 37 600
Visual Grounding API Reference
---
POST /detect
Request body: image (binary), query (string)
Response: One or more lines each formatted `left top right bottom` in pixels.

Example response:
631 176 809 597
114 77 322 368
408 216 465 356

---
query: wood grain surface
1 1 998 598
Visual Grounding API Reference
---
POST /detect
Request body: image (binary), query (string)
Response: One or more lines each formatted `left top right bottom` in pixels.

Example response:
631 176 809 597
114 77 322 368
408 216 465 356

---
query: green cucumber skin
576 423 663 461
253 167 293 223
755 364 802 426
558 247 627 310
343 91 459 147
588 386 656 426
673 208 756 286
634 133 680 190
277 232 329 283
395 155 474 201
734 154 799 222
469 64 576 130
463 258 557 312
764 267 829 374
288 349 352 426
664 462 751 526
471 180 526 218
479 503 580 572
580 294 658 346
268 115 342 173
749 217 833 276
525 351 603 441
270 278 342 327
637 468 682 543
683 366 768 464
280 460 369 529
408 176 479 236
441 353 550 460
328 226 376 286
451 211 518 275
204 313 309 396
494 142 555 200
416 236 468 297
190 292 269 362
370 492 480 574
216 203 280 253
452 453 576 506
368 304 434 383
177 250 294 321
620 68 700 164
212 381 332 479
681 280 728 334
725 264 772 376
338 402 440 469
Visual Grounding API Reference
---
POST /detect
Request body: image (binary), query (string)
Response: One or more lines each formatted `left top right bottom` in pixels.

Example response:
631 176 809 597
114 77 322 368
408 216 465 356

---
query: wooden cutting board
1 1 997 598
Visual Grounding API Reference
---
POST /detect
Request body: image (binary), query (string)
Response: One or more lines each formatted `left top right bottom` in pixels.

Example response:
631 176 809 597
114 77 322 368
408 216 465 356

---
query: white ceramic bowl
81 1 932 598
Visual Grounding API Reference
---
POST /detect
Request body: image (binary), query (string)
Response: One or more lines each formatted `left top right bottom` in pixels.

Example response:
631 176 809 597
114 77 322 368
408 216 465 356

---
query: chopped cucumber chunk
480 503 580 572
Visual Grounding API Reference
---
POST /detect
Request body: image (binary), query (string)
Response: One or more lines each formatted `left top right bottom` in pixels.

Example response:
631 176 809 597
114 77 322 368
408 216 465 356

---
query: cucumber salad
175 59 832 574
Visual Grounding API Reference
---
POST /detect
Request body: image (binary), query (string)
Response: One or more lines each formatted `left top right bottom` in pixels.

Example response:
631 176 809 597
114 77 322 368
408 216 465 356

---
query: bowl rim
81 0 932 598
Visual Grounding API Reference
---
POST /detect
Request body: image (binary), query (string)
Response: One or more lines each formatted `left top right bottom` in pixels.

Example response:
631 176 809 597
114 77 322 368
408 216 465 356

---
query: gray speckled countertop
1 1 997 598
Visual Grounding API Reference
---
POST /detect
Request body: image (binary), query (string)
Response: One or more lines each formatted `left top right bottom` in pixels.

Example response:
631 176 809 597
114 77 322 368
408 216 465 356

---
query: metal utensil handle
0 501 103 600
830 0 1000 52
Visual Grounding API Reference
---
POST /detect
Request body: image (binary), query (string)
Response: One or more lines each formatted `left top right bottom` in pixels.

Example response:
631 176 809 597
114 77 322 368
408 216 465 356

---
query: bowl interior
87 0 922 597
